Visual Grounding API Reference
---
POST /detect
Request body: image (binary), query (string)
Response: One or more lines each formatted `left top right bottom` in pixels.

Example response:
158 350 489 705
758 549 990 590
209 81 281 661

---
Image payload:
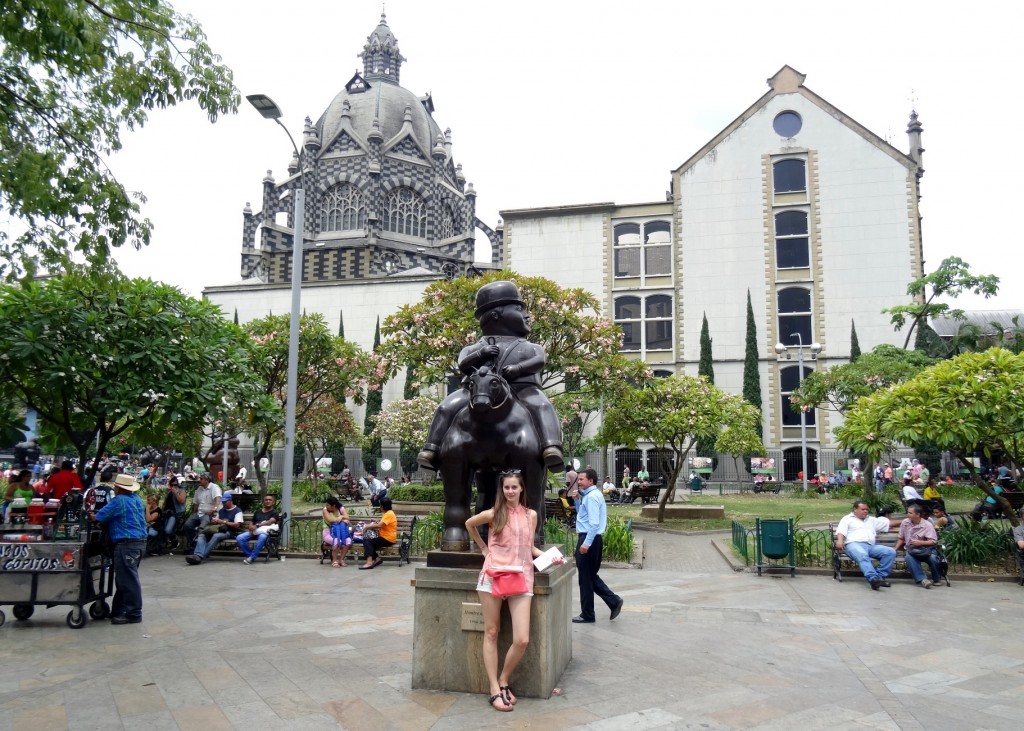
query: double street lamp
775 334 821 493
247 93 303 546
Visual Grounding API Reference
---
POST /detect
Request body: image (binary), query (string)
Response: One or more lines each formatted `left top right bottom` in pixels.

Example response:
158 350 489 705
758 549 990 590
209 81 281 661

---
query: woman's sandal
332 561 340 568
500 685 517 705
488 693 513 712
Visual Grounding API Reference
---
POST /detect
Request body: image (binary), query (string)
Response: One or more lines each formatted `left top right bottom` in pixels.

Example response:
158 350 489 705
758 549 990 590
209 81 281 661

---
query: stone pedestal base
411 555 575 699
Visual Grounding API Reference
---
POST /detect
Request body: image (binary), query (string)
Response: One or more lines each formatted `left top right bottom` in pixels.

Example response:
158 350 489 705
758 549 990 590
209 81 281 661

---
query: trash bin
755 517 795 576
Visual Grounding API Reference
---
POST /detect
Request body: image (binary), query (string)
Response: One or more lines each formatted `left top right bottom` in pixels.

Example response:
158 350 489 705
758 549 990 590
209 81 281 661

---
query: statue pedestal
411 552 575 699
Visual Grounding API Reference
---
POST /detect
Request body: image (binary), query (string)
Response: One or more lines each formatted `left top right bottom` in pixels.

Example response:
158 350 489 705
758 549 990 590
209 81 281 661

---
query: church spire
361 11 405 84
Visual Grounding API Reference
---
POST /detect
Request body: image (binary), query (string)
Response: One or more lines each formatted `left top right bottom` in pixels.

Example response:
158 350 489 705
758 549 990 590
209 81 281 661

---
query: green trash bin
755 517 795 576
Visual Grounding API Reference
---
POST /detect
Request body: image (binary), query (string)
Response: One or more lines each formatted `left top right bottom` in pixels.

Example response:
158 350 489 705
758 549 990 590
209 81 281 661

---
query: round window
773 111 802 138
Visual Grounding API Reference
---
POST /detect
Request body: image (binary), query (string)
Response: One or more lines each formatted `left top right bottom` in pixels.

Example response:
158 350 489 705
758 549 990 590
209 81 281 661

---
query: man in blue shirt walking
571 467 623 623
94 473 148 624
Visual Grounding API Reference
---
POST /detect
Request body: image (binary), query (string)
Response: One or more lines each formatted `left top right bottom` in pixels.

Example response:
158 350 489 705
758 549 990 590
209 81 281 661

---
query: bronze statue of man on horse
418 281 564 550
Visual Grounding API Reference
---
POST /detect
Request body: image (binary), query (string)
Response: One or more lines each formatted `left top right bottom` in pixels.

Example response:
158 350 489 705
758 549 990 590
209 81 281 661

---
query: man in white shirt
835 500 895 590
183 473 222 548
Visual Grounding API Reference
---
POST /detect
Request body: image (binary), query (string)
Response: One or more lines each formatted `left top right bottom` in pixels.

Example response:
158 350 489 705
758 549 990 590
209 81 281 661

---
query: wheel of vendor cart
12 604 33 621
66 608 87 629
89 601 110 620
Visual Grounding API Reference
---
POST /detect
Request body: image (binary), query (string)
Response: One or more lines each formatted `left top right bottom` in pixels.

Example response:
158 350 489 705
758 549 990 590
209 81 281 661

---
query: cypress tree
233 308 239 326
695 313 716 458
362 317 383 472
850 319 861 362
742 290 763 438
914 318 943 357
338 309 344 338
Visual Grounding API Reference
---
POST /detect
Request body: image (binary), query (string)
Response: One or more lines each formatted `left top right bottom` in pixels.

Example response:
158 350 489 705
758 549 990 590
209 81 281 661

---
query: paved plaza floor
1 532 1023 730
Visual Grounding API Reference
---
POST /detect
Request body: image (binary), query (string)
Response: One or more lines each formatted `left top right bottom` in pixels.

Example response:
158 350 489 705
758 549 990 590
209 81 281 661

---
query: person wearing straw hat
94 473 147 624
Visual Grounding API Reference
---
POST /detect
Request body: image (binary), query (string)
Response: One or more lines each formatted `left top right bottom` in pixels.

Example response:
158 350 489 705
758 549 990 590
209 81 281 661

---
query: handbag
907 546 933 559
486 566 527 597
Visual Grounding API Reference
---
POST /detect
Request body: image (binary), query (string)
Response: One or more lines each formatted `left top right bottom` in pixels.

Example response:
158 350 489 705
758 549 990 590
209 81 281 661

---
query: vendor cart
0 521 114 629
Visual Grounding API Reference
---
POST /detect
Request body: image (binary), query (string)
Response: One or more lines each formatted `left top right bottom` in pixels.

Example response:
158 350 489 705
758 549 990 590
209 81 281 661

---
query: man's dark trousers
575 533 620 621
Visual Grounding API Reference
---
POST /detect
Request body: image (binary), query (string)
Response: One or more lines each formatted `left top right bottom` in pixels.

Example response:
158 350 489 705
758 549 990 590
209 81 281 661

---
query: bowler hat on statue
474 281 525 317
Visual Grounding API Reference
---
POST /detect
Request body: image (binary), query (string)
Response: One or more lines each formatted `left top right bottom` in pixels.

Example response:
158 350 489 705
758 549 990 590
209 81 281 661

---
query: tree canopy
243 313 370 488
602 375 763 522
836 347 1024 525
883 257 999 349
0 275 259 481
789 344 935 416
377 270 651 400
0 0 239 279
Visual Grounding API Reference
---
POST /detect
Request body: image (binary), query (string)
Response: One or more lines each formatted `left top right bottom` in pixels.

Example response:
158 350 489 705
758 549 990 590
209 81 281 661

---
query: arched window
613 223 641 277
645 294 673 350
773 159 806 194
778 287 812 346
383 187 427 237
438 203 456 241
613 220 672 278
614 295 641 351
321 183 365 232
775 210 809 268
780 364 816 427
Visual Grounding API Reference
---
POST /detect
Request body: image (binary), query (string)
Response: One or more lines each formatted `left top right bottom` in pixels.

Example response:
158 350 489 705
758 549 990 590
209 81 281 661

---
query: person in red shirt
46 460 84 500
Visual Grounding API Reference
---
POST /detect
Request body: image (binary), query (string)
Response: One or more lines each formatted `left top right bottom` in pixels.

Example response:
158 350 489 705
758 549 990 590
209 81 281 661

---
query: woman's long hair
492 472 529 535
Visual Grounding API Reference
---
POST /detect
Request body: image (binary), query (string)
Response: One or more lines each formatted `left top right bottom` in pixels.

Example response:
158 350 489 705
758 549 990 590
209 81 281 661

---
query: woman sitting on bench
359 497 396 570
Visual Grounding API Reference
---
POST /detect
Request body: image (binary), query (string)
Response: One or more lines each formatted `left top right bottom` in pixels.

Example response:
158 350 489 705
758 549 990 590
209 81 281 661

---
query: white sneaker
243 557 253 565
920 579 933 589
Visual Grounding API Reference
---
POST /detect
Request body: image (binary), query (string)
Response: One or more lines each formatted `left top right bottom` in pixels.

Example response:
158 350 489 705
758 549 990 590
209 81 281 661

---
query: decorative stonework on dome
239 13 503 287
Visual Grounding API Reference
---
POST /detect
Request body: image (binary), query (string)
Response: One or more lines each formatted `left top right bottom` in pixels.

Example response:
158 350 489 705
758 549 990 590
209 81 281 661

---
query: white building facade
503 67 925 478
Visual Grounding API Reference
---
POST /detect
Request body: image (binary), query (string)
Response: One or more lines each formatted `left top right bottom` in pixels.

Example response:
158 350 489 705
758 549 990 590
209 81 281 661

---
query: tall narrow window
773 159 806 194
780 365 815 426
644 221 672 275
383 187 426 237
613 223 641 277
614 296 641 351
438 203 456 241
778 287 812 347
775 210 809 268
645 294 673 350
321 184 365 232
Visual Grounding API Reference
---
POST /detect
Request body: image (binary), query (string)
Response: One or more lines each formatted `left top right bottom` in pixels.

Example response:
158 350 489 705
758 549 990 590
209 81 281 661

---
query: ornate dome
316 81 441 157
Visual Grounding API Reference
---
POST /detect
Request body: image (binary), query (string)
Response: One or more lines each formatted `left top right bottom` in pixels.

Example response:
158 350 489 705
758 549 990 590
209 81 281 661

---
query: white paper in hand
533 546 564 572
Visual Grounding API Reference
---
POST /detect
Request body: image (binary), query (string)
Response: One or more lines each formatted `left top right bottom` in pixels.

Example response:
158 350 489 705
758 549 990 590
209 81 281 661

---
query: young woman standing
466 470 563 712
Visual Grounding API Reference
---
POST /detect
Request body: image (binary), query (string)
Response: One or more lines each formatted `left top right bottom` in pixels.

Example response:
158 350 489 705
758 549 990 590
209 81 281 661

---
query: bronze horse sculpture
436 365 547 550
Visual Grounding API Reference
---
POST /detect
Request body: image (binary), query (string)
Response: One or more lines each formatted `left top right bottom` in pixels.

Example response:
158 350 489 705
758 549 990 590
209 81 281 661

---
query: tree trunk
655 444 690 523
959 453 1021 527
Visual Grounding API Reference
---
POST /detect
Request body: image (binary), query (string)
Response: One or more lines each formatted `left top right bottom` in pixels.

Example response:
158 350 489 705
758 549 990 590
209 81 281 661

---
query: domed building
239 13 500 285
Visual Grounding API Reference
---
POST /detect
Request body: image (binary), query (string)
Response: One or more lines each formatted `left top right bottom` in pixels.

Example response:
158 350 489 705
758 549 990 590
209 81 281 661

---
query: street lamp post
775 334 822 492
247 94 303 546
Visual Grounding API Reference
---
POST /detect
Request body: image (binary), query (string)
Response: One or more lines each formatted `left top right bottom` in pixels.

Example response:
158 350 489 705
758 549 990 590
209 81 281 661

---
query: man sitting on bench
235 494 280 564
186 492 243 566
835 500 895 591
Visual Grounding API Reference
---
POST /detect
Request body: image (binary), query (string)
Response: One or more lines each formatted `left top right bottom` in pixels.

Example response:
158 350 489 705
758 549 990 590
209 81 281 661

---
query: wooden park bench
622 480 663 504
208 512 287 562
829 522 950 586
544 497 575 528
320 514 416 566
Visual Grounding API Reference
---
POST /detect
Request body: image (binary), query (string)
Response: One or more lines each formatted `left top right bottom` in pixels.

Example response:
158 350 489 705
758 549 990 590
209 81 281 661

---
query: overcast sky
107 0 1023 314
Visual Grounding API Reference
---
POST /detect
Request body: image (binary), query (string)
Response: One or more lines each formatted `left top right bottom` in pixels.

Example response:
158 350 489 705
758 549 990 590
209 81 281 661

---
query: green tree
0 275 260 483
0 0 239 280
883 257 999 349
398 362 420 476
837 348 1024 526
244 312 370 490
695 312 716 459
602 375 762 522
742 290 763 438
363 317 383 472
850 319 861 362
913 318 943 356
296 396 360 486
377 270 650 399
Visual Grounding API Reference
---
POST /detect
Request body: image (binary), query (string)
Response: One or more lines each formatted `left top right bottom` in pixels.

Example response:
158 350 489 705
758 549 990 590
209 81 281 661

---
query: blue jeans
194 530 232 559
843 541 896 584
236 530 270 559
904 548 942 583
111 540 145 620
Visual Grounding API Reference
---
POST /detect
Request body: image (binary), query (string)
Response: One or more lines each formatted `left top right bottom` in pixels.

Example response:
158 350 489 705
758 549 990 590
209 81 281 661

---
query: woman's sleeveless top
485 506 534 593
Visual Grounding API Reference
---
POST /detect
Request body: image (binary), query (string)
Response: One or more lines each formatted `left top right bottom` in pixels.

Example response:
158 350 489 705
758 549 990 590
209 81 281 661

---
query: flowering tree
837 348 1024 526
377 270 650 402
603 375 763 522
0 275 260 483
296 396 360 486
244 313 370 489
369 395 439 476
